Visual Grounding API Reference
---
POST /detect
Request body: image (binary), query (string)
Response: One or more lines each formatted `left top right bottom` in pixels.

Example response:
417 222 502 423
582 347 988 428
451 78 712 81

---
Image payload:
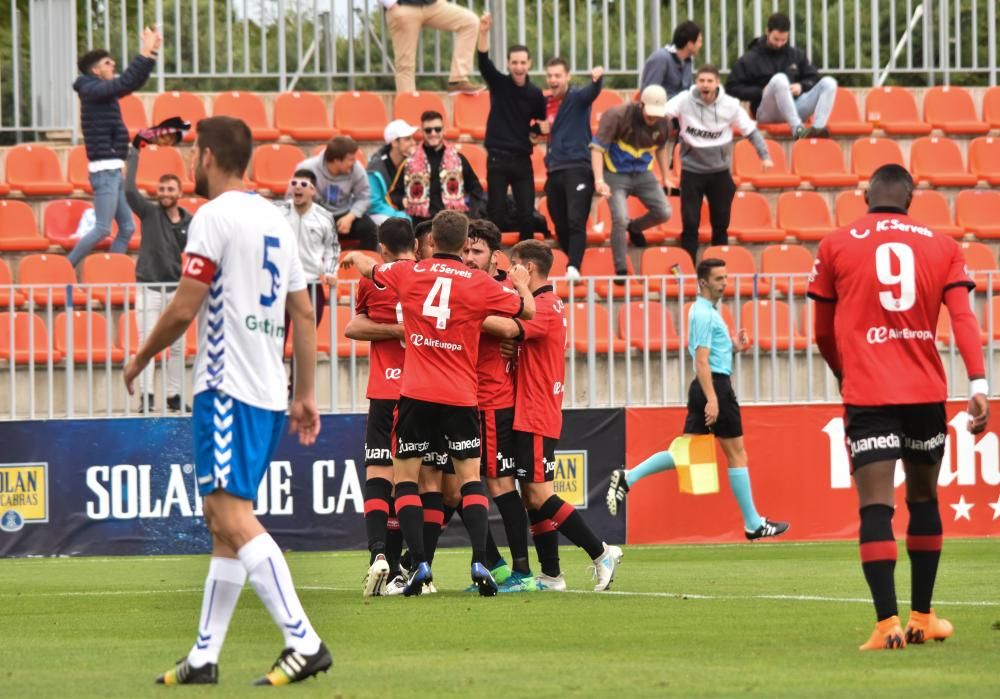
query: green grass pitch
3 539 998 698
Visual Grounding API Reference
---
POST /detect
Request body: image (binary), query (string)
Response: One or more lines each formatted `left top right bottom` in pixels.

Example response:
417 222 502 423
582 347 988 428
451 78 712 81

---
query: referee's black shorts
683 373 743 439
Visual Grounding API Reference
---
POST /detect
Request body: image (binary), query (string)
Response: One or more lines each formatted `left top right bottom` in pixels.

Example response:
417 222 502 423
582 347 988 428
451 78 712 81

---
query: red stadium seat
135 145 195 194
252 144 305 195
274 92 337 141
702 245 769 297
393 92 459 139
791 138 859 188
761 243 815 296
178 196 209 215
531 146 547 193
923 86 989 135
0 200 50 252
984 297 1000 341
682 300 736 339
733 139 800 189
5 145 74 196
639 246 697 298
959 241 1000 292
617 301 680 352
826 88 873 135
968 137 1000 186
565 301 628 354
835 189 868 226
334 250 381 304
333 91 388 141
17 253 88 307
590 89 626 132
851 137 906 181
625 197 667 245
776 191 835 242
660 195 711 242
152 91 206 142
585 198 612 245
0 259 26 309
212 91 279 141
41 202 142 253
956 190 1000 240
865 87 931 135
909 190 963 239
80 253 137 306
729 191 785 243
317 305 369 358
114 310 171 360
453 91 490 139
909 137 977 188
67 145 93 194
54 310 125 364
741 299 808 351
984 86 1000 130
119 94 149 139
580 247 643 299
455 142 487 185
0 312 64 364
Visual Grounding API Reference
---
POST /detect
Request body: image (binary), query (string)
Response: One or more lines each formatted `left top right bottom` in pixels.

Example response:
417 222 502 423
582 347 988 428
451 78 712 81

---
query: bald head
866 164 914 212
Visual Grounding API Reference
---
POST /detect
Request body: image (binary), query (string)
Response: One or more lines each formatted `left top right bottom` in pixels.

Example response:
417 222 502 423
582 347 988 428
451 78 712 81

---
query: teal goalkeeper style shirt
688 296 733 375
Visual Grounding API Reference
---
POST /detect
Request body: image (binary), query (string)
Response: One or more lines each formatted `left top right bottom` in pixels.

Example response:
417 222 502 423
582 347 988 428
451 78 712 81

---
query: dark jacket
478 51 547 156
124 148 191 284
74 54 156 162
725 36 821 117
639 45 693 98
545 77 603 172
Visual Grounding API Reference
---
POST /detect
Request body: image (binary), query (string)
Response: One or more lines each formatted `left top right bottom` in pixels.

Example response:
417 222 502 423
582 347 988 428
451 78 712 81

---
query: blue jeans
755 74 838 130
67 168 135 266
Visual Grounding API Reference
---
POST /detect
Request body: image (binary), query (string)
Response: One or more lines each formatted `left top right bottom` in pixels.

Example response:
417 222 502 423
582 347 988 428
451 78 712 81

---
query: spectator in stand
368 120 417 226
296 136 378 251
591 85 672 278
541 58 604 280
639 20 703 98
726 12 838 139
478 12 547 243
392 110 485 227
124 144 191 412
665 65 773 263
381 0 482 94
69 26 161 267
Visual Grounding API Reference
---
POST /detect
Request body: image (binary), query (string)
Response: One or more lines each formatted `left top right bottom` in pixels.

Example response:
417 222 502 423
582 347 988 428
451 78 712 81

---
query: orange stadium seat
0 259 26 309
135 145 195 194
333 92 388 141
826 88 873 135
985 298 1000 341
776 191 835 242
455 142 487 184
274 92 337 141
319 305 369 358
252 144 305 195
959 241 1000 292
114 310 166 360
585 198 612 245
590 89 625 131
453 91 490 139
984 86 1000 129
791 138 859 187
741 299 808 351
152 92 206 142
0 200 50 252
0 312 63 364
54 310 125 364
5 144 74 196
729 191 785 243
625 197 667 245
212 91 279 141
334 250 381 304
864 86 931 135
909 137 977 188
660 195 711 242
178 196 209 215
909 190 963 239
67 145 93 194
835 189 867 226
80 253 136 306
682 300 736 339
531 146 547 192
118 94 149 139
580 247 643 299
640 246 697 298
0 182 8 196
968 137 1000 186
617 301 680 352
956 190 1000 240
923 86 989 135
565 301 628 354
17 253 90 308
393 92 459 139
41 199 139 252
851 137 906 180
733 139 800 189
761 243 814 296
703 245 769 297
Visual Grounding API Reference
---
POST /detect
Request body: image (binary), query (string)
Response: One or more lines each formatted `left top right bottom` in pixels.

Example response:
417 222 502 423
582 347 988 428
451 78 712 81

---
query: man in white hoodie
664 65 773 263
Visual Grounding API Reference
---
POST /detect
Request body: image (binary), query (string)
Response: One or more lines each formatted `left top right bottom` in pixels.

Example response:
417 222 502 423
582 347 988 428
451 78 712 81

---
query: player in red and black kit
807 165 990 650
342 218 415 597
484 240 623 592
343 210 536 597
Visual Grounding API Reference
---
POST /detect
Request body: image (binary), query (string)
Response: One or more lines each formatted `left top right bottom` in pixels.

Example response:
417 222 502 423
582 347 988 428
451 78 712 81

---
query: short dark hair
467 219 502 252
696 64 720 78
158 173 182 188
323 136 358 163
293 168 317 187
696 257 726 281
78 49 111 75
420 110 444 124
546 57 569 71
867 164 914 209
672 21 702 49
431 210 469 254
414 219 433 240
507 44 531 60
195 116 253 177
511 239 553 277
378 218 416 255
767 12 791 33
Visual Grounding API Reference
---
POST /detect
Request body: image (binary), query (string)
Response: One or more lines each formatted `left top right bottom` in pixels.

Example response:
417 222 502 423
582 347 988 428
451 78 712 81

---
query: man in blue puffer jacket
69 26 161 266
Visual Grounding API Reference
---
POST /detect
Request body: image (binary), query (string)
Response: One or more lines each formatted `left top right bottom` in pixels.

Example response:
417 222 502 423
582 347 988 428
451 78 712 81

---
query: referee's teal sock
625 451 675 488
727 467 763 532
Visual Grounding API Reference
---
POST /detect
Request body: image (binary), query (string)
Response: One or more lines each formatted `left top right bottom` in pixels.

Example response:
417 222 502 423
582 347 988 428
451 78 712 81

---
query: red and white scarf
405 142 468 218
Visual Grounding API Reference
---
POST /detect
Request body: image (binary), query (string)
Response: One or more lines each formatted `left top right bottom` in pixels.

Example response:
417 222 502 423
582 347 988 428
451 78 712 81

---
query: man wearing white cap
591 85 673 278
367 119 418 225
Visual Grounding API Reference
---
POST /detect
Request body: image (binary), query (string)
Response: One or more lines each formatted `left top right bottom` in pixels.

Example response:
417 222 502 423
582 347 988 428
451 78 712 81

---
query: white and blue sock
187 557 246 668
625 451 675 488
727 466 764 532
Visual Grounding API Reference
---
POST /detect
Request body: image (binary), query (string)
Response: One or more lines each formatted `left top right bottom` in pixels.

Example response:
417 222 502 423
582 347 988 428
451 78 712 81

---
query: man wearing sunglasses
393 110 484 227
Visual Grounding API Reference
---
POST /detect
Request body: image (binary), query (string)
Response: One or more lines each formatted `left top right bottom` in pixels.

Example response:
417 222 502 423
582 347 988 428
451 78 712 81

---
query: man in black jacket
725 13 837 140
70 27 161 266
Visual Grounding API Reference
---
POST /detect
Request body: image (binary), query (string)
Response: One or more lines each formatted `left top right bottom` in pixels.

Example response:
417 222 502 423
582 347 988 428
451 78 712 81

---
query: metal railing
1 273 994 420
2 1 998 137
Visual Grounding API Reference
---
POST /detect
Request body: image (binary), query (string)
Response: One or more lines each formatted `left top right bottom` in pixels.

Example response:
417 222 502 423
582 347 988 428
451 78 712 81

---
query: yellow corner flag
669 434 720 495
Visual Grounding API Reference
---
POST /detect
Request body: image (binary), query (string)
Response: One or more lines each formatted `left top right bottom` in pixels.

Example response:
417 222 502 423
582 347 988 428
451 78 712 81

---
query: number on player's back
260 235 282 308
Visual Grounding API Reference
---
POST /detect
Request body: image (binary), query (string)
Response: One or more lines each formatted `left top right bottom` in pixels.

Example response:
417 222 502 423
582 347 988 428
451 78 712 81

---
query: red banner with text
625 402 1000 544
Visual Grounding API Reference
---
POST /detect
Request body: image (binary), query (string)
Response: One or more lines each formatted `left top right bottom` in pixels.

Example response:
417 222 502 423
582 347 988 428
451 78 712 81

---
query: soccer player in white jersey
123 116 331 686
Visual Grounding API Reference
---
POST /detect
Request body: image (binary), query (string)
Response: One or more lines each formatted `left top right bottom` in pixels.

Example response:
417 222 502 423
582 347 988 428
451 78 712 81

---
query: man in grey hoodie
639 21 702 98
664 65 773 263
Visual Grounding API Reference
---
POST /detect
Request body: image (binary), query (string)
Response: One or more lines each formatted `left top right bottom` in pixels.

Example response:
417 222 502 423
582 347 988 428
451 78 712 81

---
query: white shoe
535 573 568 592
591 543 623 591
362 554 390 597
565 266 581 281
422 582 438 594
384 575 408 596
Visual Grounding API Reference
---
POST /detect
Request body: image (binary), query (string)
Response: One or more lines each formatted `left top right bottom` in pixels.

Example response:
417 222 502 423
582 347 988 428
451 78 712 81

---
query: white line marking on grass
567 590 1000 607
